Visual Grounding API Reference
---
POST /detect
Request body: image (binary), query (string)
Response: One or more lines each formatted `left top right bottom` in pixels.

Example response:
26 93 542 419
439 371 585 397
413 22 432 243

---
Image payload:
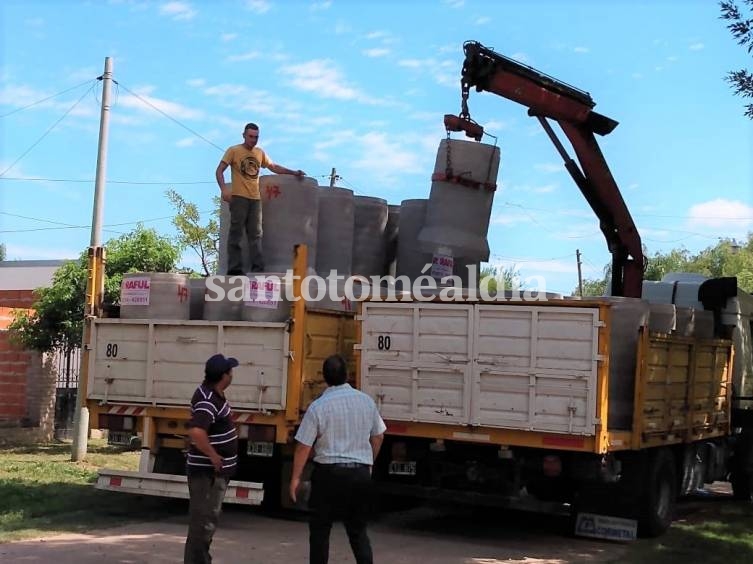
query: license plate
247 441 275 457
388 461 417 476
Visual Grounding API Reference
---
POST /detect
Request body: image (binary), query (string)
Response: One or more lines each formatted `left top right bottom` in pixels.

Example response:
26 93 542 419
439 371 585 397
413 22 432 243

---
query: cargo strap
431 172 497 191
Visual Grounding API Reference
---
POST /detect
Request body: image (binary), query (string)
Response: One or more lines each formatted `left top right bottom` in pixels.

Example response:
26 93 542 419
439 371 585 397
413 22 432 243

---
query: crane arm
447 41 644 298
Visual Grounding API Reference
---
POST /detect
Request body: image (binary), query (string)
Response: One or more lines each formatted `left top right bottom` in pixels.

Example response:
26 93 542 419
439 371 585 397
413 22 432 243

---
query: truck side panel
359 301 601 436
633 330 732 449
89 319 290 411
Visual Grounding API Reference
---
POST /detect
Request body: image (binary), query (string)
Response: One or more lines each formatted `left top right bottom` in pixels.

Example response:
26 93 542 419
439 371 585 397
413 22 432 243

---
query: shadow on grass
2 441 132 457
0 479 187 543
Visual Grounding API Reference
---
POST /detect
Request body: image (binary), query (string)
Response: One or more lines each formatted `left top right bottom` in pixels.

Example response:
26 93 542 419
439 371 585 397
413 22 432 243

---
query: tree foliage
480 264 524 294
0 243 6 261
9 225 182 354
721 0 753 118
166 189 220 277
576 234 753 296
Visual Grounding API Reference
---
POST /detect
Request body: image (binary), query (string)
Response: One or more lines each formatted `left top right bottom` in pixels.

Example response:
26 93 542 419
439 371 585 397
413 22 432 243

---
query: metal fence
53 347 81 438
54 347 81 389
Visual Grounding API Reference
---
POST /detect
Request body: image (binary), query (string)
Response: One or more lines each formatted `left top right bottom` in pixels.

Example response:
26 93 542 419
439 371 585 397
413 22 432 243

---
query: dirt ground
0 504 626 564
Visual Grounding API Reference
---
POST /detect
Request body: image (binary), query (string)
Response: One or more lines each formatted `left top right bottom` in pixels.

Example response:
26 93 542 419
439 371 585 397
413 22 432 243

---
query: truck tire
638 448 677 537
731 434 753 501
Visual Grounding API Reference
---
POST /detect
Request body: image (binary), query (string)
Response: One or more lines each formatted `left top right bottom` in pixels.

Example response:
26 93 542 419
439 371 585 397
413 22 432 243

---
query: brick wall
0 295 57 443
0 290 36 309
0 334 29 422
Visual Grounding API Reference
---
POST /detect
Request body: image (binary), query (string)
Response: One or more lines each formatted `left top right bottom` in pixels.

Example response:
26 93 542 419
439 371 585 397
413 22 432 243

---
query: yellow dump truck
87 245 752 538
355 278 752 539
89 246 356 508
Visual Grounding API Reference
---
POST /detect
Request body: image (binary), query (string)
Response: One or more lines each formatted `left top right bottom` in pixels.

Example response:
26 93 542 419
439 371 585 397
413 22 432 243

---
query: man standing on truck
215 122 306 275
184 353 240 564
289 354 387 564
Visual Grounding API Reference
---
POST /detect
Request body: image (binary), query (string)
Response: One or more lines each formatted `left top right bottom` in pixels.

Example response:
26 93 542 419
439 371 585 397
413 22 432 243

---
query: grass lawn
617 498 753 563
0 439 185 543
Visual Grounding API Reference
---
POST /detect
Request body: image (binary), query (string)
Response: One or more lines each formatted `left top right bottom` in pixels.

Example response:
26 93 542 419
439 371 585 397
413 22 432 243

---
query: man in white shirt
290 354 386 564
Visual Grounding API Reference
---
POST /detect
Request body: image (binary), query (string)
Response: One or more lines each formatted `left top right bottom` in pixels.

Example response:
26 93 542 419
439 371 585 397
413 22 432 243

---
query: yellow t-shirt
221 144 272 200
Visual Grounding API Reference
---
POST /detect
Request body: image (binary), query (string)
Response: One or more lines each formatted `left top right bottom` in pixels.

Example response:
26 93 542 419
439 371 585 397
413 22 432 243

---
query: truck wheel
638 448 677 537
731 434 753 501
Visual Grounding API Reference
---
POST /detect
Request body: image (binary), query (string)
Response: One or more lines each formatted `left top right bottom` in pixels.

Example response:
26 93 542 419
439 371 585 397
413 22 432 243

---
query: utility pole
329 167 338 188
576 249 584 297
72 56 113 461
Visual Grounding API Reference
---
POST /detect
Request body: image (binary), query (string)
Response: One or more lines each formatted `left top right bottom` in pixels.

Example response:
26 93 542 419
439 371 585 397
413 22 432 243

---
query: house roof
0 260 70 291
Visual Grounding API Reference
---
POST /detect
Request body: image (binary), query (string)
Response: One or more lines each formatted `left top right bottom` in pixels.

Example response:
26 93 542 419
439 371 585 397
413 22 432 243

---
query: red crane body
446 41 644 298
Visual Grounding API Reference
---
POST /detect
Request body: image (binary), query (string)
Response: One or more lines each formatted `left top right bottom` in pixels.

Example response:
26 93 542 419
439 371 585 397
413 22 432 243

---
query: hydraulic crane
446 41 645 298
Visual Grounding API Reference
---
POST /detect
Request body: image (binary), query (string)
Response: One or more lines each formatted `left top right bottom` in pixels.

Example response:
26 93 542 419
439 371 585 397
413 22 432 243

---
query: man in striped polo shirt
290 354 387 564
184 353 239 564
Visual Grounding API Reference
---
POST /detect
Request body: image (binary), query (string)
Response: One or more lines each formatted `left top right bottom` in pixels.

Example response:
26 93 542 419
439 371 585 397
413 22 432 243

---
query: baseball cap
205 353 239 381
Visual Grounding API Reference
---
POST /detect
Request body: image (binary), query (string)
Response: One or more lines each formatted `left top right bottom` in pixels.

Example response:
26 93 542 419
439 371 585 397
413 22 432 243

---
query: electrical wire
115 81 225 153
0 83 95 178
0 177 215 185
0 79 96 119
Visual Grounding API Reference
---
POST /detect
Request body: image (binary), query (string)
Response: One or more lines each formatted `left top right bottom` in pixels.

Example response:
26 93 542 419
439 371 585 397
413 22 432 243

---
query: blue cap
205 353 239 381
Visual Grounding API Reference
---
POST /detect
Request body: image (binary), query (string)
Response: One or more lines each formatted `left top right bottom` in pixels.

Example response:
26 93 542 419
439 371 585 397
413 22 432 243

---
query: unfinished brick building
0 260 71 444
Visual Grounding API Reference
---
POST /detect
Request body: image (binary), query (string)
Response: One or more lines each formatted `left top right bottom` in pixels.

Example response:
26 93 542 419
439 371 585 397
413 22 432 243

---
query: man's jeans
228 196 264 274
184 472 228 564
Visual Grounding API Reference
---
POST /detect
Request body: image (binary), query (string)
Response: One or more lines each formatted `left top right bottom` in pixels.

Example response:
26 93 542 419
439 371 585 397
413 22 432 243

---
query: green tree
644 248 695 281
0 243 6 260
480 264 523 295
577 235 753 296
9 225 182 354
720 1 753 118
166 189 220 277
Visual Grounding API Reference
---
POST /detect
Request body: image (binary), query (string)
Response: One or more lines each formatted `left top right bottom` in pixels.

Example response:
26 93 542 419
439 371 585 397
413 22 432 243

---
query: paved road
0 504 625 564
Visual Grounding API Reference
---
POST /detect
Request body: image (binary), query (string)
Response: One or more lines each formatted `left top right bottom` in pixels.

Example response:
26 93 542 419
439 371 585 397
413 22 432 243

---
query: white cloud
491 258 582 276
687 199 753 232
352 132 424 176
245 0 271 14
689 42 705 51
509 52 530 64
366 30 389 40
363 48 390 58
118 88 204 120
483 119 511 132
226 51 261 62
310 0 331 10
0 82 96 119
221 33 237 42
574 46 589 53
491 210 535 226
475 16 490 25
199 82 301 118
667 55 678 62
25 17 44 27
632 72 643 80
334 20 351 35
398 58 459 88
442 0 465 7
186 78 206 87
176 137 198 147
159 1 196 21
534 163 563 174
627 182 639 190
280 59 383 104
4 244 81 261
510 183 558 194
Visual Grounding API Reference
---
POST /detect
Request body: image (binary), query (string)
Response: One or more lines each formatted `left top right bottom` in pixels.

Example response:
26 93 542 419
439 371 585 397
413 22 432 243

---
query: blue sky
1 0 752 294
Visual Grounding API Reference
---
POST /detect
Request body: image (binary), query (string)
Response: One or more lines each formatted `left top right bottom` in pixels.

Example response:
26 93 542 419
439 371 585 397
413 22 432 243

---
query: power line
115 81 225 153
0 83 95 178
0 177 215 185
0 79 96 119
0 208 213 234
